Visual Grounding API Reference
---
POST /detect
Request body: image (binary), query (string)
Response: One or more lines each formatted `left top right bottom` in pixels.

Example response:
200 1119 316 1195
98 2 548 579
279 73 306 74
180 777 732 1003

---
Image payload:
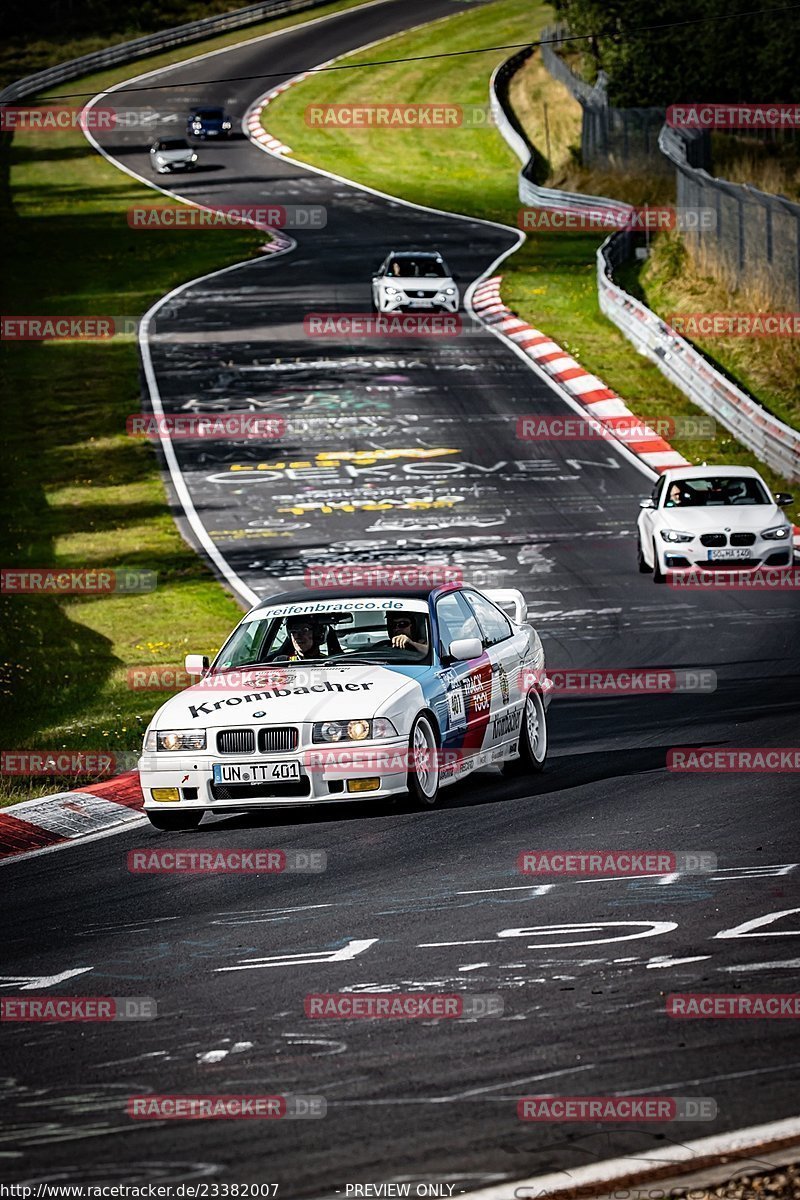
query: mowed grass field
265 0 798 506
0 0 375 804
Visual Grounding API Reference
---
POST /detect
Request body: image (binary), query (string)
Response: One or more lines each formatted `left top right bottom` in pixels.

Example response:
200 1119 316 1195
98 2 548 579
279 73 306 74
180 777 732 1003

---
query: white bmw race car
636 465 794 580
371 250 459 314
139 584 550 829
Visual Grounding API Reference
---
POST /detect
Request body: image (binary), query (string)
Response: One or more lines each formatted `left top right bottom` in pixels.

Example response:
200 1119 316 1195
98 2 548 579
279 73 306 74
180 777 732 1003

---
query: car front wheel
147 812 203 831
407 714 440 807
652 539 665 583
637 536 651 573
503 690 547 776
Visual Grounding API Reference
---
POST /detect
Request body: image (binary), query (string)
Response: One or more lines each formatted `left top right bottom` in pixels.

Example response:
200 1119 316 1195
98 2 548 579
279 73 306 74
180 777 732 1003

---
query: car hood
660 506 784 532
155 148 194 160
381 276 452 289
150 662 415 729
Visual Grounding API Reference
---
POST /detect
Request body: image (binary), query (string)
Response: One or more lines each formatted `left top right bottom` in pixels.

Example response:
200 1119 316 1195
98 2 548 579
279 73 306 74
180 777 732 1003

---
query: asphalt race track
3 0 800 1192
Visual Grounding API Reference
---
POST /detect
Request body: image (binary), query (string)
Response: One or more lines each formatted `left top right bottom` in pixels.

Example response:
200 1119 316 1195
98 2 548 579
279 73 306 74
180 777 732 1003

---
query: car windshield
195 109 223 119
160 139 190 150
387 256 447 278
664 476 771 507
214 602 432 669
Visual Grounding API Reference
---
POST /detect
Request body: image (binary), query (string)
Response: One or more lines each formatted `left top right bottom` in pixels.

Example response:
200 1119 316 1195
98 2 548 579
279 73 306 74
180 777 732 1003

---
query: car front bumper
139 739 411 811
377 291 458 313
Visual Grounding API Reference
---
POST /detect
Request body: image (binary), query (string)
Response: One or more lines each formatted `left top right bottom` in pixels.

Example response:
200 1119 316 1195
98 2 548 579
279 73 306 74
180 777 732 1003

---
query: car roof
251 584 460 612
389 251 443 258
665 465 763 480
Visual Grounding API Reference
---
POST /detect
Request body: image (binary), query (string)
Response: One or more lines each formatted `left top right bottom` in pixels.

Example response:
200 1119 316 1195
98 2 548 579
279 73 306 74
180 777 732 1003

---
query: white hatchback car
149 137 198 174
372 251 459 314
637 465 794 580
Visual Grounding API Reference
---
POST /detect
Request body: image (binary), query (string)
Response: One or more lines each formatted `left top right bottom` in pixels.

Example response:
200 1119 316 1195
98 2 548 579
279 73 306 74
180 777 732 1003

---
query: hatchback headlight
660 529 694 543
384 286 399 296
762 524 790 540
312 718 397 743
145 729 206 752
222 120 231 130
444 287 456 295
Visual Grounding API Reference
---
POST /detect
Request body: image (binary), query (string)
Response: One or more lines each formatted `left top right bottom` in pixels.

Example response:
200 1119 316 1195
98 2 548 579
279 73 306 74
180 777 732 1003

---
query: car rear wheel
503 690 547 776
407 714 440 807
147 812 203 831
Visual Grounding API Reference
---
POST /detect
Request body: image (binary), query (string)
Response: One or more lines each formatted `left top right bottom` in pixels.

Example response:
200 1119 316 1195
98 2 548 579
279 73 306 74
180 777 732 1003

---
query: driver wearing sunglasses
383 612 428 655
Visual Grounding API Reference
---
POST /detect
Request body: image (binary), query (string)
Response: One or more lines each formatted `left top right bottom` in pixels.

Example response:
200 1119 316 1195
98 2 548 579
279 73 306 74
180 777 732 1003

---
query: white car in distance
637 465 794 580
149 137 198 174
372 251 459 314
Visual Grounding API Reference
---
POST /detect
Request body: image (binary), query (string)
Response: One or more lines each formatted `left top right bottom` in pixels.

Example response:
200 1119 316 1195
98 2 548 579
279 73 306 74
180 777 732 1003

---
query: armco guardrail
490 50 800 484
0 0 330 105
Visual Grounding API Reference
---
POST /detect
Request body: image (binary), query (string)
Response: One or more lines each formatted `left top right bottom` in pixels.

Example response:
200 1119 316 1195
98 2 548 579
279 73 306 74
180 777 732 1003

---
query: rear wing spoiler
478 588 527 625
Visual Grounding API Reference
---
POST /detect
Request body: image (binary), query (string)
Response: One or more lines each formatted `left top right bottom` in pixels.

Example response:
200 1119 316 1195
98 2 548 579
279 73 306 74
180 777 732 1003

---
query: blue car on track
186 106 232 138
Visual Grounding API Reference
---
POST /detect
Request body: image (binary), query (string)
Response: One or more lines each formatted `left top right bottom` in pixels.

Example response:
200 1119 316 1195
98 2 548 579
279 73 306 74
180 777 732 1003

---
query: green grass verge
0 0 378 806
265 1 798 519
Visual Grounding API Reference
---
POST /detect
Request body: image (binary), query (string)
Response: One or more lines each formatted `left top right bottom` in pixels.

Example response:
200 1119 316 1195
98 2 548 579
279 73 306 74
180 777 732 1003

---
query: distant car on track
186 107 232 139
636 465 794 580
372 250 459 314
149 137 198 174
139 585 550 829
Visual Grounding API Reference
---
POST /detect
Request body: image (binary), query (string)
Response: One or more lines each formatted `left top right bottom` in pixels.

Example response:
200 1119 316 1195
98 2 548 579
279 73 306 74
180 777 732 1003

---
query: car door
639 473 666 558
433 590 491 769
461 589 525 756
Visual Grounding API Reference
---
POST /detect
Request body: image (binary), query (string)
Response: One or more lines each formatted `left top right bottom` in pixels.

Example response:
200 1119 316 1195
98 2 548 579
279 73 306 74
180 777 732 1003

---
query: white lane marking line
0 815 149 867
459 962 491 972
715 908 800 939
217 937 378 971
0 968 93 989
422 921 678 949
198 1049 229 1064
459 1116 800 1200
646 955 711 969
721 958 800 973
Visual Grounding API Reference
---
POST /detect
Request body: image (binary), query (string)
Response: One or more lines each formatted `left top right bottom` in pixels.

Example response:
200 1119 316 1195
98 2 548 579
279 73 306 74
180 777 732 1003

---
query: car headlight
384 286 399 296
444 287 456 295
312 718 397 743
222 120 231 130
660 529 695 543
190 153 198 162
761 524 790 540
145 729 207 752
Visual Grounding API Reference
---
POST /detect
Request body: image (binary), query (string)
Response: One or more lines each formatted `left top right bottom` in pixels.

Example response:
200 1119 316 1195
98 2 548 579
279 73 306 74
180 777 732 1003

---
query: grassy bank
0 0 376 805
266 11 797 511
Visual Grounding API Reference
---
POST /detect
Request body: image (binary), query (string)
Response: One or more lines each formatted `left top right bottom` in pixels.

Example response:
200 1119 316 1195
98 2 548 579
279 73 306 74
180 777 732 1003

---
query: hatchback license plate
213 761 300 784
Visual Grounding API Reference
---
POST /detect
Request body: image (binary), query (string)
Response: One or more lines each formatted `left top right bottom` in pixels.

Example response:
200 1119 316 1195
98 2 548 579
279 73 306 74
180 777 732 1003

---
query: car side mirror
185 653 209 676
639 497 655 509
448 637 483 662
774 492 794 507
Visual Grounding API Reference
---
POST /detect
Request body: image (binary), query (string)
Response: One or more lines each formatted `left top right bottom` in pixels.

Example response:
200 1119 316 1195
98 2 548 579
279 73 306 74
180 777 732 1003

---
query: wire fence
540 25 670 174
660 125 800 307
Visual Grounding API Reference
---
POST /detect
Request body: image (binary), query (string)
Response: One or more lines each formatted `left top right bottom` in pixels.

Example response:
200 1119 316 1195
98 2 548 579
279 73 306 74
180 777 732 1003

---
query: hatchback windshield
664 476 770 507
387 256 447 278
215 603 432 669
